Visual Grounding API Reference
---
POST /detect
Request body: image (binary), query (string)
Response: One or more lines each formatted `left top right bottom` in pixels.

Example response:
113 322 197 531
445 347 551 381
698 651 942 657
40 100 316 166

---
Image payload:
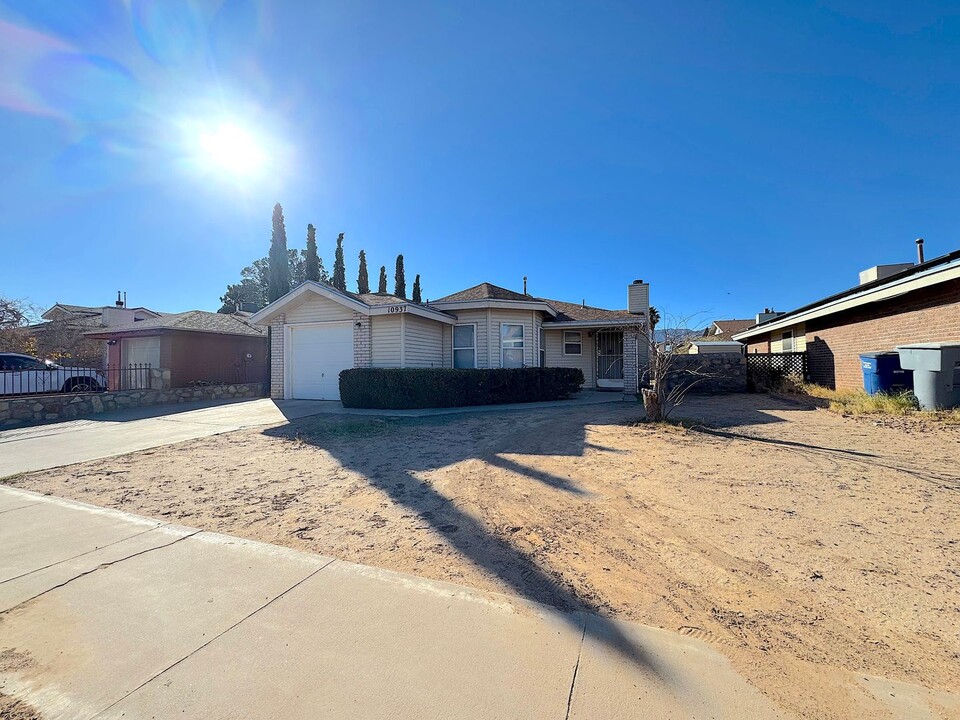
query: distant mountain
653 328 698 343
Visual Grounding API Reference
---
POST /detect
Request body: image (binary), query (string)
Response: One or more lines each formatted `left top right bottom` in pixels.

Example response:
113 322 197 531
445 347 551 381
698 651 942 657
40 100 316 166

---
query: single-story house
702 319 754 341
250 279 651 401
733 246 960 390
86 311 268 389
29 299 164 367
688 340 744 355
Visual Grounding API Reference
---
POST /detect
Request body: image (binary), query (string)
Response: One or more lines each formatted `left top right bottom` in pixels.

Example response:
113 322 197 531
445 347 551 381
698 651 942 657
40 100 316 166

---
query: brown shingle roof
541 299 640 323
354 292 416 307
86 311 265 338
431 282 643 323
709 319 754 337
433 283 531 303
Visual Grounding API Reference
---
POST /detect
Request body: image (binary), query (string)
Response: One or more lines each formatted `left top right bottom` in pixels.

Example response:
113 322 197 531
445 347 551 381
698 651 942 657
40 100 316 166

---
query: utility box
859 352 913 395
896 343 960 410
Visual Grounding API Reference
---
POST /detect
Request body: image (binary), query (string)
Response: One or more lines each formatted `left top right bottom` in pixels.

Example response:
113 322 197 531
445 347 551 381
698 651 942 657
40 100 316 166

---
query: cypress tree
304 224 320 282
412 274 422 303
357 250 370 294
332 233 346 291
378 265 388 293
267 203 290 302
394 254 406 299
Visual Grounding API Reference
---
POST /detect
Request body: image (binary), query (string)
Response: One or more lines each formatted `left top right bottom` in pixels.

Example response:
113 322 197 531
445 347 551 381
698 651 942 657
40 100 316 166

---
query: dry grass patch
796 383 960 422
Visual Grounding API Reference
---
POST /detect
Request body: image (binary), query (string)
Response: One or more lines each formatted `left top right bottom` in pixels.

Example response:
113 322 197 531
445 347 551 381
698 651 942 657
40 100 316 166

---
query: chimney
115 291 123 308
523 276 528 295
756 308 785 324
627 279 649 315
916 238 925 264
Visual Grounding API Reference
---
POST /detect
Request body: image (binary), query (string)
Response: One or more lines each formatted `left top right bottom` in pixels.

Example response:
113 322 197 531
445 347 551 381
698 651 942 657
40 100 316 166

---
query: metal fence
746 352 808 390
0 363 152 398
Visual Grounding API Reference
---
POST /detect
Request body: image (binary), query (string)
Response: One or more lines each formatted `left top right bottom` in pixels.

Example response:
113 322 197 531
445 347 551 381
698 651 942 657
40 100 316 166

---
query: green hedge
339 367 585 409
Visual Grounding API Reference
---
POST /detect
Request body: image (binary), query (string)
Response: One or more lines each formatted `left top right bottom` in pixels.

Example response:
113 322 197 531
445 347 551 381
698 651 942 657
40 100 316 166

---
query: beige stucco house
250 279 650 401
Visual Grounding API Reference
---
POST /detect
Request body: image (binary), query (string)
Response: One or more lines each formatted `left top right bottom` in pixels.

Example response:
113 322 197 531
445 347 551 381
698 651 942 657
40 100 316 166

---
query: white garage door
287 322 354 401
122 336 161 368
121 336 161 389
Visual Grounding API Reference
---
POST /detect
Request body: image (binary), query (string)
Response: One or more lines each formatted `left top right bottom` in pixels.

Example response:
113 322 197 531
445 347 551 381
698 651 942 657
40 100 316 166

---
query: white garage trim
283 320 354 401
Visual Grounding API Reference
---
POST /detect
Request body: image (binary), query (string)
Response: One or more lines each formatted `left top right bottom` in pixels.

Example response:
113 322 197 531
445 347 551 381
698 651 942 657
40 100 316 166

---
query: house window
563 330 582 356
781 330 794 353
453 324 476 368
539 327 546 367
501 323 524 368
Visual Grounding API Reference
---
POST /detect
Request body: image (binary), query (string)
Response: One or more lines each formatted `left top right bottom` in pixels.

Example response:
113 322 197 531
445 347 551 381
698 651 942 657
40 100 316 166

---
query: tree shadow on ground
261 396 809 677
264 404 666 675
691 426 878 457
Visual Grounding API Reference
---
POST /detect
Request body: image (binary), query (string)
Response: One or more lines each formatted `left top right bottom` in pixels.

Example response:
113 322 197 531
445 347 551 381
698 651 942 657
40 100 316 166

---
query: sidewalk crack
92 557 336 718
564 617 588 720
0 523 171 586
1 530 200 613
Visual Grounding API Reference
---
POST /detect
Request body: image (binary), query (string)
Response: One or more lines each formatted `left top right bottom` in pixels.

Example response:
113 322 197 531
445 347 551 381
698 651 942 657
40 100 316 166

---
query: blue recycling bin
860 352 913 395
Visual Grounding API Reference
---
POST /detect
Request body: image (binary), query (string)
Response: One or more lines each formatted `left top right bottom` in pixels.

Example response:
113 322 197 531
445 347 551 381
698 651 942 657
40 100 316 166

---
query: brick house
733 247 960 390
250 279 650 402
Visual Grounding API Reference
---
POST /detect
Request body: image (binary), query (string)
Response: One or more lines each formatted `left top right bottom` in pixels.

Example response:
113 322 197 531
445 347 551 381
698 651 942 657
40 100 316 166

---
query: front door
596 330 624 389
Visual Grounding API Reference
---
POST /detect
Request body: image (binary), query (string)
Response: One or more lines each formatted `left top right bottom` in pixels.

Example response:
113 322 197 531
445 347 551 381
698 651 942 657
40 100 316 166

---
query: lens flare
196 122 266 177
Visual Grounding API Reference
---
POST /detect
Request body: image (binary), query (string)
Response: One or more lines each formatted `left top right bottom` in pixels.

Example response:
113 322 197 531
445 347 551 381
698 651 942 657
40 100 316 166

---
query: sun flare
196 122 265 177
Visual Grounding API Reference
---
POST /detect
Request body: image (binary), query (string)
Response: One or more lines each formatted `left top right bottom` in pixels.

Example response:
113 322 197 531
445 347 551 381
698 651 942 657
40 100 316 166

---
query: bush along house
733 240 960 390
249 278 651 403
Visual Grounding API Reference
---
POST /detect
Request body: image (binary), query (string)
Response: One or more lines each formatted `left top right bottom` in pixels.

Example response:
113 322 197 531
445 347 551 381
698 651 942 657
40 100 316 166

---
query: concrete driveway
0 486 782 720
0 398 328 477
0 392 626 477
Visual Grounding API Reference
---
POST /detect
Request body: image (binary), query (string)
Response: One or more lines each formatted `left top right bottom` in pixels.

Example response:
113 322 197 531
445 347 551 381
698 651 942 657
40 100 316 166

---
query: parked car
0 353 107 395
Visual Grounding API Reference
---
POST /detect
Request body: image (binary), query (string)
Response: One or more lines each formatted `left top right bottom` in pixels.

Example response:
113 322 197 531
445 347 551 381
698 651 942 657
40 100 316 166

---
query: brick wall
623 329 639 398
748 278 960 390
270 314 285 399
353 312 371 368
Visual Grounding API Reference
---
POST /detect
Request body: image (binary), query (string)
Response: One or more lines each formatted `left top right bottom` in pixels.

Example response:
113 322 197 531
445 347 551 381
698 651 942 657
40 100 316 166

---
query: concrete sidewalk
0 486 781 720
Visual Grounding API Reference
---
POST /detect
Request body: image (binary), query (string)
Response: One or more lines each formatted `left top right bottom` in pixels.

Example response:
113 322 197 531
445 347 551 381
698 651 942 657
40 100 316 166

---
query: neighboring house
733 247 960 390
29 300 164 366
86 311 268 389
702 319 754 340
38 302 162 328
688 340 744 355
250 279 651 401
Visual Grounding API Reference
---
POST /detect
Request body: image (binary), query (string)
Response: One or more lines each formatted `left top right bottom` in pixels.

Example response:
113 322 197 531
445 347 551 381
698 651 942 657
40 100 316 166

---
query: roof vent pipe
115 291 123 308
523 276 528 295
916 238 925 264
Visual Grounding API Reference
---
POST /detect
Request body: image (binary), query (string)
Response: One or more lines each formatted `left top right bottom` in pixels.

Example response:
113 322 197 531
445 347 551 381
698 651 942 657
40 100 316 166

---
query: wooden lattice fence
746 352 808 390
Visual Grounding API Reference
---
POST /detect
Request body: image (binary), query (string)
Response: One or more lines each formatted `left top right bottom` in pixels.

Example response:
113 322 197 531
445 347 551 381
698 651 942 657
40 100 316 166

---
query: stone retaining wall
0 383 266 429
662 353 747 394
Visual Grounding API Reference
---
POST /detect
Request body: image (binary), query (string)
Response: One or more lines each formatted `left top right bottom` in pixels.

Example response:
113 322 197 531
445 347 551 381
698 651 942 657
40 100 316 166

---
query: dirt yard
6 395 959 719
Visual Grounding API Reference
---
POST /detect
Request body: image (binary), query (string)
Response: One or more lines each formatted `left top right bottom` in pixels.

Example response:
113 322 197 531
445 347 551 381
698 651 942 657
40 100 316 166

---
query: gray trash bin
896 343 960 410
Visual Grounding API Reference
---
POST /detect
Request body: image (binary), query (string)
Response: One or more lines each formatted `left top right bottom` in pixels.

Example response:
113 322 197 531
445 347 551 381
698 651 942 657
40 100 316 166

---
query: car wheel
63 379 94 393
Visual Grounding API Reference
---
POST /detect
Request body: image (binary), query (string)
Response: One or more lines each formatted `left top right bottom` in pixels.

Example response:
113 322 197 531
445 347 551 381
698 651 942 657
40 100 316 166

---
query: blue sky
1 1 958 324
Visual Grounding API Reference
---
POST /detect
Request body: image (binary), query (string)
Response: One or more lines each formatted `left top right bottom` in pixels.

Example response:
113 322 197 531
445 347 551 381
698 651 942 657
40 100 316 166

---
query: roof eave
542 318 645 329
368 304 456 325
250 281 370 325
427 298 559 317
733 258 960 341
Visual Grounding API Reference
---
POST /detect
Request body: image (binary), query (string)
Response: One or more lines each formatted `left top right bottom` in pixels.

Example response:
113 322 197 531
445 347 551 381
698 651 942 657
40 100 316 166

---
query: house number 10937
387 305 406 314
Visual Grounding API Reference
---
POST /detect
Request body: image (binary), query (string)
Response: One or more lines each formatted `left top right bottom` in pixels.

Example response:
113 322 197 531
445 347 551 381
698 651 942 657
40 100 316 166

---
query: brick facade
270 314 285 399
353 312 371 368
623 328 639 398
748 278 960 390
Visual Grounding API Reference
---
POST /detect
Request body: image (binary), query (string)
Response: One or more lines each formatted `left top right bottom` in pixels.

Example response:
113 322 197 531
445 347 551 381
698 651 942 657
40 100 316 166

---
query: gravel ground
7 394 959 719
